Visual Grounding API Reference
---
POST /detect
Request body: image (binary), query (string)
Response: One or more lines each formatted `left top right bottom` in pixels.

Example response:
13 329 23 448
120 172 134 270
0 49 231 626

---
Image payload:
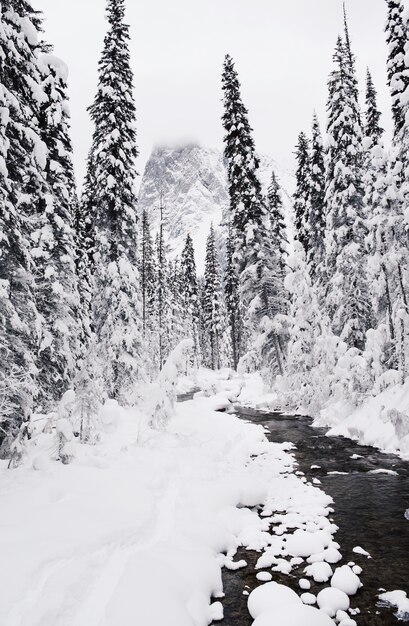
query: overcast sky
34 0 393 185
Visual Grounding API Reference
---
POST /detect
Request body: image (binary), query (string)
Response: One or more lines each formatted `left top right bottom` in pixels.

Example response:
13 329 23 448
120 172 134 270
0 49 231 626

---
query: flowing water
215 408 409 626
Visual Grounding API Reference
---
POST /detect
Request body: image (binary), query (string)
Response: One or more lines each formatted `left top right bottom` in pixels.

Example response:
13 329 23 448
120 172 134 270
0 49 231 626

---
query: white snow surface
0 370 342 626
378 590 409 621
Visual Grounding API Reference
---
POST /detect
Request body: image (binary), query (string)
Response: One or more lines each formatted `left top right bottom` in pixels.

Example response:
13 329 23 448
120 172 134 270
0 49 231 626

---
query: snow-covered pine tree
154 226 169 370
0 0 48 449
181 234 201 365
167 257 185 357
221 55 287 373
385 0 407 137
307 113 326 280
343 3 361 125
140 210 155 332
365 69 384 146
362 70 399 374
76 150 96 348
224 224 241 370
293 131 311 255
324 36 371 351
86 0 144 400
266 170 287 277
221 54 266 359
203 225 226 370
384 6 409 380
34 54 81 408
278 242 326 412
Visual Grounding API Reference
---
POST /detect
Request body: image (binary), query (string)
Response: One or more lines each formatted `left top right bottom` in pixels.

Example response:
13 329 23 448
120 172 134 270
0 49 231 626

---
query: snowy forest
1 0 409 625
2 0 409 456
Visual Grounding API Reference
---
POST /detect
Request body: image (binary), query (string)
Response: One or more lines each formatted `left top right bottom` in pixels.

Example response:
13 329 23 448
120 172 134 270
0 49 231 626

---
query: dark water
214 408 409 626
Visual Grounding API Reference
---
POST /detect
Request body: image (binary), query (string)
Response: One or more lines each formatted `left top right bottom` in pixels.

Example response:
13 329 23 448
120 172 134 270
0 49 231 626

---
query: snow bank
315 379 409 459
0 383 299 626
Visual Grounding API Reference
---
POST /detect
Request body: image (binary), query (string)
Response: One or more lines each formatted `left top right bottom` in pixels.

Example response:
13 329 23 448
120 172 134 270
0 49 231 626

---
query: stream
216 408 409 626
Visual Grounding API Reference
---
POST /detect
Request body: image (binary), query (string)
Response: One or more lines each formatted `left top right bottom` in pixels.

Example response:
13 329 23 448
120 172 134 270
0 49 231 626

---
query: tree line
1 0 409 458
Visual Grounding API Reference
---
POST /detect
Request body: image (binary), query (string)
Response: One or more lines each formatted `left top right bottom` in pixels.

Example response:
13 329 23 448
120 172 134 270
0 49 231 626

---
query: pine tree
155 227 168 370
307 113 326 279
34 54 81 408
0 0 47 448
222 54 287 370
221 55 265 239
278 243 324 411
224 224 241 370
266 170 287 276
293 132 311 255
203 225 226 370
140 210 155 331
385 0 407 137
86 0 144 400
181 234 201 365
343 3 361 124
324 36 371 351
365 69 384 146
221 55 265 359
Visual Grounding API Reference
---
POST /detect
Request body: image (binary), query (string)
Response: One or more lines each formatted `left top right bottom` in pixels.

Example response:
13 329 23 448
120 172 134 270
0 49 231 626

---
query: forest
1 1 409 624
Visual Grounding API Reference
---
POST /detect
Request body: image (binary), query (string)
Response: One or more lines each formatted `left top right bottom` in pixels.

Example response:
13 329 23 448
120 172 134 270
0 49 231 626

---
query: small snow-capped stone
304 561 333 583
331 565 361 595
286 529 328 558
299 578 311 590
317 587 350 617
352 546 371 558
209 601 223 621
301 592 316 605
256 571 272 582
252 604 336 626
247 582 301 619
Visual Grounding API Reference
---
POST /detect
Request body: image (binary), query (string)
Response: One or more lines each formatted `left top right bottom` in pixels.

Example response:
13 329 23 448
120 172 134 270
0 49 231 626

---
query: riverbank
0 379 326 626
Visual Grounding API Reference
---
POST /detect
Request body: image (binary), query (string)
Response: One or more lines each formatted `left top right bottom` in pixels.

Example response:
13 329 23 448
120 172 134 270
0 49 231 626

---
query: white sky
34 0 393 185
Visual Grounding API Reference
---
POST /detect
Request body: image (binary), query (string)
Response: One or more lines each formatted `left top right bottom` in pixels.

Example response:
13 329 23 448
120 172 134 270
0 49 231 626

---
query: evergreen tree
343 3 361 124
203 225 227 370
0 0 47 447
266 170 287 276
224 224 241 370
385 0 407 136
324 36 371 351
221 54 286 371
167 257 185 356
181 234 201 365
307 113 326 279
293 132 311 255
278 243 325 411
155 227 169 370
35 54 81 408
140 210 155 332
364 69 384 146
86 0 143 400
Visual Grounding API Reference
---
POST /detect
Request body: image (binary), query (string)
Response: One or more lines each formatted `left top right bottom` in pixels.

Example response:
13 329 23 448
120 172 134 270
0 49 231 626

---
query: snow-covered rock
330 565 361 595
252 604 336 626
247 582 301 619
317 587 350 617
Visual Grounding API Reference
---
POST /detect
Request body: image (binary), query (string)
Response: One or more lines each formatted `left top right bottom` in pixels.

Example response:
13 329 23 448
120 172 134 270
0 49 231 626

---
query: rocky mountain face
138 144 294 272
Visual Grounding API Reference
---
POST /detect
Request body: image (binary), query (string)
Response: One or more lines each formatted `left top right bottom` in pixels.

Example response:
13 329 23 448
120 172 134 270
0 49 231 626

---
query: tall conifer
85 0 143 399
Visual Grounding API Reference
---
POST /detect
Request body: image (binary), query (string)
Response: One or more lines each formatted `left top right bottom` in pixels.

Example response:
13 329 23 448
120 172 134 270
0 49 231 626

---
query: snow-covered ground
0 371 367 626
